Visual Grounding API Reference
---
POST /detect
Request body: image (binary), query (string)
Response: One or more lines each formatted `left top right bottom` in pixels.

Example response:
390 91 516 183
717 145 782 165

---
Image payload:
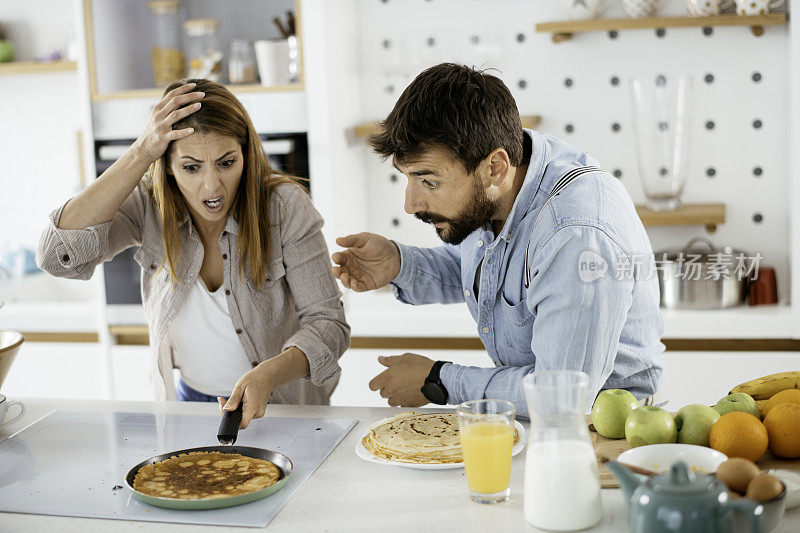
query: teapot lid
650 461 718 496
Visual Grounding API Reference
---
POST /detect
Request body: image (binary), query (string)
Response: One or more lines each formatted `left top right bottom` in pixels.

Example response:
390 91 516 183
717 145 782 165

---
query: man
331 63 664 416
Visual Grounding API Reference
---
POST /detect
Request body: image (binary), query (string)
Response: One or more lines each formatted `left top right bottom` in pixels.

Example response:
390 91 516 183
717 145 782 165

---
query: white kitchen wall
0 72 84 252
0 0 85 268
355 0 791 302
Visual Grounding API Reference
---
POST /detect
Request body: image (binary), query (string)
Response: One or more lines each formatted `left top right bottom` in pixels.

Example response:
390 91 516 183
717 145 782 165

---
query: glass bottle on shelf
148 0 184 87
228 39 257 85
183 18 223 82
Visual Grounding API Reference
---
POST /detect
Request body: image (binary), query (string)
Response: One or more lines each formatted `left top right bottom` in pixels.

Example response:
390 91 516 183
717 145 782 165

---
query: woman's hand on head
133 82 204 164
217 362 277 430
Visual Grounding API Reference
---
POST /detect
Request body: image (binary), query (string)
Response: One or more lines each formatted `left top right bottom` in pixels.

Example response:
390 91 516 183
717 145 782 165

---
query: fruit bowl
616 443 728 475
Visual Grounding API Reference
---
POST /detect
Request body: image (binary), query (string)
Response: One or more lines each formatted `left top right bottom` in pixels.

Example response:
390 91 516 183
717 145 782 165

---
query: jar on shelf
148 0 184 87
183 18 222 82
228 39 257 84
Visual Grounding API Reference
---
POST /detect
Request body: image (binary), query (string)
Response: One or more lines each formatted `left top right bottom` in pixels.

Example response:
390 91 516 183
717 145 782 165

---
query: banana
730 371 800 400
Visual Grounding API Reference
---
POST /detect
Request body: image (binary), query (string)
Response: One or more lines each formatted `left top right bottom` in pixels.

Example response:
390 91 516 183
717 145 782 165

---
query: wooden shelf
353 115 542 139
91 83 304 102
536 14 787 43
0 60 78 76
636 202 725 232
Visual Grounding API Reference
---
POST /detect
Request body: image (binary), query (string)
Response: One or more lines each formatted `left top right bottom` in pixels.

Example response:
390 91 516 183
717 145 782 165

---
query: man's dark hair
369 63 524 174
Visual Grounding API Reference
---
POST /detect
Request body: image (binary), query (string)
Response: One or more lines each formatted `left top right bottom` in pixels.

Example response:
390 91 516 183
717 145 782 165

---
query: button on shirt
37 181 350 404
168 278 253 397
390 129 665 417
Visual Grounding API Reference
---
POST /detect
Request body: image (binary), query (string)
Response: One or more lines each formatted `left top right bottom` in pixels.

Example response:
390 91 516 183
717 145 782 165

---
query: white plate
355 418 526 470
616 443 728 475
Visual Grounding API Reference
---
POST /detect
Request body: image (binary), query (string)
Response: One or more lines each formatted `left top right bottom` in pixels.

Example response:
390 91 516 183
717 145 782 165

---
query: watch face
421 383 446 405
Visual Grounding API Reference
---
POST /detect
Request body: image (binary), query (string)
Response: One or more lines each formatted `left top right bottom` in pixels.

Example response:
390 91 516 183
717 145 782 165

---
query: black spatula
217 402 243 445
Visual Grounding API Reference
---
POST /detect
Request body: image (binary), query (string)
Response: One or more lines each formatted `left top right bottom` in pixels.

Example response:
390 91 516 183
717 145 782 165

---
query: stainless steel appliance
655 237 750 310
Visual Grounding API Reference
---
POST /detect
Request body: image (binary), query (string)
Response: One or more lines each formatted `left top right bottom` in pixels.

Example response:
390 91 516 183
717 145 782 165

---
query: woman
37 79 350 429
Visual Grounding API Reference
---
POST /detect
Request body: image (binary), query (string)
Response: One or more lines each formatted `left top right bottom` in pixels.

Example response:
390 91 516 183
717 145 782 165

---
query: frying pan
124 405 293 510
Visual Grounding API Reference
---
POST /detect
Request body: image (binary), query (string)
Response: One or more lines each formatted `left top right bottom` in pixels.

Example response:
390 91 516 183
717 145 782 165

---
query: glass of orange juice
457 399 516 504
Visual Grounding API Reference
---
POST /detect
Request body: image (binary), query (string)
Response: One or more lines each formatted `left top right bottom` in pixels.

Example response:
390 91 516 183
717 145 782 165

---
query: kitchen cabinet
83 0 303 100
659 351 800 407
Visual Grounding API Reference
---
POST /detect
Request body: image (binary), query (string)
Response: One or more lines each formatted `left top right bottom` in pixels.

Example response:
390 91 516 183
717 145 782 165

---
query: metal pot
655 237 750 310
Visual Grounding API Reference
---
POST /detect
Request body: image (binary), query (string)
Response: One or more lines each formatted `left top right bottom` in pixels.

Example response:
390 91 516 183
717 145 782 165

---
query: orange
762 389 800 418
709 412 769 462
763 403 800 459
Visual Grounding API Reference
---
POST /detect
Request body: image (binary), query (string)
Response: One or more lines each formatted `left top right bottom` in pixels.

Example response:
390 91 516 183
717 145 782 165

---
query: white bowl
616 444 728 475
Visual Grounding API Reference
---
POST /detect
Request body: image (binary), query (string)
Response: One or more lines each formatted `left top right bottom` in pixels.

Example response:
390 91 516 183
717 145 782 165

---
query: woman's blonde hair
148 78 300 289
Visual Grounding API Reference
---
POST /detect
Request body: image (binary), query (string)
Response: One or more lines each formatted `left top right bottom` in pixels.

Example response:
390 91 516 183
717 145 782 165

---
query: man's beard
414 179 497 245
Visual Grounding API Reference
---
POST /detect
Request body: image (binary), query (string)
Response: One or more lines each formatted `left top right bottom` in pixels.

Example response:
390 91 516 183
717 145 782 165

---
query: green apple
0 41 13 63
674 404 720 446
592 389 640 439
714 392 760 418
625 406 678 448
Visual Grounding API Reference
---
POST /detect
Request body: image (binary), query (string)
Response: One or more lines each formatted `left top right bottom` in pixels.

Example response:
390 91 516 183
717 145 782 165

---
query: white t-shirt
168 277 253 396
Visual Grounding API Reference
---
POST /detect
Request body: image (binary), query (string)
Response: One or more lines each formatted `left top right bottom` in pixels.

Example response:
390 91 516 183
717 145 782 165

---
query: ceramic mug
686 0 734 16
562 0 608 20
622 0 665 18
735 0 784 14
0 394 24 429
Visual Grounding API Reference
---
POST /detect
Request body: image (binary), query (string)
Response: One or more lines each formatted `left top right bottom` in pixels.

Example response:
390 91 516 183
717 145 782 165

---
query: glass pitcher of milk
522 371 602 531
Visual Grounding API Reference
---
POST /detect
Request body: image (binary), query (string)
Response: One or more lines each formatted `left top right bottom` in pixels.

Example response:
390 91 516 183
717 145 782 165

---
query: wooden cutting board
587 416 800 489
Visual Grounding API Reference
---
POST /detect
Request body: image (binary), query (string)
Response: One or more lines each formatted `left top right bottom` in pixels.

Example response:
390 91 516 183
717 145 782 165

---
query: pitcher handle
720 0 734 8
721 498 762 533
769 0 785 9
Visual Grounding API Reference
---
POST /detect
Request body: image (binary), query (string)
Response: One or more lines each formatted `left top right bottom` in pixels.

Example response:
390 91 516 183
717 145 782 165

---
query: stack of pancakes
362 412 519 464
133 451 280 500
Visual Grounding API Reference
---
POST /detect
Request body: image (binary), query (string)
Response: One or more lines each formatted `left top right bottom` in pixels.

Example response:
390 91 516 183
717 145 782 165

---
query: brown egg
716 458 760 493
728 490 742 500
745 473 785 503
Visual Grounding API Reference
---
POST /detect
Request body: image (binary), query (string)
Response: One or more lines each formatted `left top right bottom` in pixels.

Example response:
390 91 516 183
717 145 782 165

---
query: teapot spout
604 460 649 501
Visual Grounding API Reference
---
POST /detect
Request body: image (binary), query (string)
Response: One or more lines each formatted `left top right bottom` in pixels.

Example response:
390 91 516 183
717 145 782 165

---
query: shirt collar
495 129 549 242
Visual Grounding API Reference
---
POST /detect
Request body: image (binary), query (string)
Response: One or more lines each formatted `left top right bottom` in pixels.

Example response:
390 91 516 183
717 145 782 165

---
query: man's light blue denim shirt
390 129 665 417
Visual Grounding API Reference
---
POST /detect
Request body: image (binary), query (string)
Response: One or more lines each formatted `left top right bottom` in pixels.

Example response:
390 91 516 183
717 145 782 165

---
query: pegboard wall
356 0 791 301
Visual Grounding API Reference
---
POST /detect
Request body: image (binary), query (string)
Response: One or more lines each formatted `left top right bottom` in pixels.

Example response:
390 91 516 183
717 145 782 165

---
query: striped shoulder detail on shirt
523 165 603 289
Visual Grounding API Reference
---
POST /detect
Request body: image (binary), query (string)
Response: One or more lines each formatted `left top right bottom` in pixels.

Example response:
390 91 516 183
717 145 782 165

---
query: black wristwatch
420 360 451 405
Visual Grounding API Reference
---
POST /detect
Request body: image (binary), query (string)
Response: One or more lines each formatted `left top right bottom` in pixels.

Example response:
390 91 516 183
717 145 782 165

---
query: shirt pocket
247 257 287 294
263 258 286 287
133 245 164 271
133 246 168 296
498 297 535 356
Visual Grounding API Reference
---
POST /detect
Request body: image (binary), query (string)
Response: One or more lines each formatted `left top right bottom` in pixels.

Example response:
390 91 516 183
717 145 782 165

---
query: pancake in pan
133 451 280 500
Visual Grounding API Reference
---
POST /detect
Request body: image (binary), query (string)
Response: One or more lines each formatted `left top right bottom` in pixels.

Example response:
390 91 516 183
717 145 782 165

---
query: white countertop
2 398 798 532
